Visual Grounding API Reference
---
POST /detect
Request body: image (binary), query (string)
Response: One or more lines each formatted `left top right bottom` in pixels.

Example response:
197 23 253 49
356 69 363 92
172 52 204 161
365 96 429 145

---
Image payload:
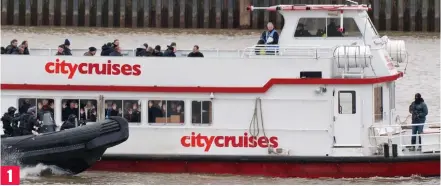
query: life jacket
264 29 279 53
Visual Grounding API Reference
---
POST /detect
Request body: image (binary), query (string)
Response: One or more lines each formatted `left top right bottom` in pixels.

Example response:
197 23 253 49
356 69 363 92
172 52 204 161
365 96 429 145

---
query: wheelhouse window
148 100 184 124
18 98 54 118
62 99 98 123
191 101 212 125
104 100 141 123
294 17 362 38
338 91 356 114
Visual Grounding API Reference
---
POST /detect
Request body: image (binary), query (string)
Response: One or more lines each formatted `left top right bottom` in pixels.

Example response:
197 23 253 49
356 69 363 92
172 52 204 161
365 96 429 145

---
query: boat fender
383 143 390 158
392 144 398 157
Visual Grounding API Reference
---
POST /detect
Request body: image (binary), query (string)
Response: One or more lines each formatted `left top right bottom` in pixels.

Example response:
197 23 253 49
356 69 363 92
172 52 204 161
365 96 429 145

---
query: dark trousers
411 123 424 145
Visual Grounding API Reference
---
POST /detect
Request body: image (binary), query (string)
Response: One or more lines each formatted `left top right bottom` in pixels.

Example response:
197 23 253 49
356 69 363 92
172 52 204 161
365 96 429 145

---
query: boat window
294 18 362 38
18 98 54 116
191 101 212 125
61 99 98 123
103 100 141 123
148 100 185 125
374 86 383 122
338 91 356 114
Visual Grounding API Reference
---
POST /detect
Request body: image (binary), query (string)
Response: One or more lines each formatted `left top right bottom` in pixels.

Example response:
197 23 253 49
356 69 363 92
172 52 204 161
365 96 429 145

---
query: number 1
7 169 12 182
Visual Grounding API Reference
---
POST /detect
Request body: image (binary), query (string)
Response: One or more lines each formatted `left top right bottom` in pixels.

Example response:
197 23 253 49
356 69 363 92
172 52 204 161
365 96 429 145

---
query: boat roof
247 4 371 12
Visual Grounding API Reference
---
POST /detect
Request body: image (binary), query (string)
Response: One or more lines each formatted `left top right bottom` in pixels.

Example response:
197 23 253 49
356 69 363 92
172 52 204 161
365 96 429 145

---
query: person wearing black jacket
62 39 72 55
1 107 17 136
187 45 204 57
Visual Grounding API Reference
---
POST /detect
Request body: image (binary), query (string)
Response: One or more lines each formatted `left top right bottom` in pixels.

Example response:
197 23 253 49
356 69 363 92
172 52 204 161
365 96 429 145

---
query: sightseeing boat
1 1 440 178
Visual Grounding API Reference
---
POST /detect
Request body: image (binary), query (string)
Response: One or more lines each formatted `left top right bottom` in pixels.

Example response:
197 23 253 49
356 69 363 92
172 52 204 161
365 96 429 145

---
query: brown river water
1 26 440 184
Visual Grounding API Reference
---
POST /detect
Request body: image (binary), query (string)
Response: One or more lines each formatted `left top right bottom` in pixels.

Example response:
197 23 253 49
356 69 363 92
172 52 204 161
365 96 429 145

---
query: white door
333 89 362 147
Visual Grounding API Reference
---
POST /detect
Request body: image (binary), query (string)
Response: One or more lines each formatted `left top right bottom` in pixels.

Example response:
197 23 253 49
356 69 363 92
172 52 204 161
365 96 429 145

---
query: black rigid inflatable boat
1 116 129 174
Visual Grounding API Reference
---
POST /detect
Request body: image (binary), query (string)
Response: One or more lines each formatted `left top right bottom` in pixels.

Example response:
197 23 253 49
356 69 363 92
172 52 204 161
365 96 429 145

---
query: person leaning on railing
408 93 428 151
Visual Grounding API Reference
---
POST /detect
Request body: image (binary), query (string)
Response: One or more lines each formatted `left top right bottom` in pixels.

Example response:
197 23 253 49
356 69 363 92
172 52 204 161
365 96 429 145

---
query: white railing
241 45 334 59
12 45 338 59
369 122 440 155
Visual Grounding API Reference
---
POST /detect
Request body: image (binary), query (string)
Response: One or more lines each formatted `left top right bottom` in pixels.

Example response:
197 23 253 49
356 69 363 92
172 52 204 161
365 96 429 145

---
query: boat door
333 89 362 147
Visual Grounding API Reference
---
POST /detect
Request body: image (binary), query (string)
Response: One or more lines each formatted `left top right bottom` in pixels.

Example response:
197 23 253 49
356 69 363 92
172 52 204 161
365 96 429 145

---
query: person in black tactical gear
1 107 17 136
60 114 77 131
19 106 40 136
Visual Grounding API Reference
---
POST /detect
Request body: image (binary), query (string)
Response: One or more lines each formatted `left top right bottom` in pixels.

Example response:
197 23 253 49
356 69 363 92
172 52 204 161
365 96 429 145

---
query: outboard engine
39 112 56 133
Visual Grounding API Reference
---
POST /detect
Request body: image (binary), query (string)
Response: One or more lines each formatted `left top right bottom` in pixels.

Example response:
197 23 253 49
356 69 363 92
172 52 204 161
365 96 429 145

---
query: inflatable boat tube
1 116 129 175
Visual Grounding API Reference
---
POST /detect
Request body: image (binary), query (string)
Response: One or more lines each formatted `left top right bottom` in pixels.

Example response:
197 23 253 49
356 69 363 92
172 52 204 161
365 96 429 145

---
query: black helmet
7 106 17 114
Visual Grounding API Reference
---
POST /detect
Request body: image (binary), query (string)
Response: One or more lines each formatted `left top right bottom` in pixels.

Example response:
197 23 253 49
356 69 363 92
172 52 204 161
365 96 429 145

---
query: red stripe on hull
0 72 403 93
89 159 440 178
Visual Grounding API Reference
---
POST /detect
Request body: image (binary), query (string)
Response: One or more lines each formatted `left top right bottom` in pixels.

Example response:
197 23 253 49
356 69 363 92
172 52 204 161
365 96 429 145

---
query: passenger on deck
55 45 65 56
1 47 5 54
409 93 429 151
136 43 149 56
20 40 30 55
163 42 177 57
1 107 17 137
101 42 114 56
153 45 163 56
260 22 279 45
113 39 119 48
19 106 40 136
5 39 19 54
187 45 204 57
294 23 312 37
60 114 77 131
109 46 123 56
62 39 72 55
84 47 97 56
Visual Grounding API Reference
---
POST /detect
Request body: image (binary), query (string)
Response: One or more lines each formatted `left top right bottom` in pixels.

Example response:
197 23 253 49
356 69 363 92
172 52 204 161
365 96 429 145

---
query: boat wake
20 163 71 179
1 149 71 179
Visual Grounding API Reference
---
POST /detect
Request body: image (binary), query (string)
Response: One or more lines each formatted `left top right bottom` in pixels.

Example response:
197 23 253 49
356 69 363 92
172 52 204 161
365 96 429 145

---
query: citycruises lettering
45 59 142 79
180 132 279 152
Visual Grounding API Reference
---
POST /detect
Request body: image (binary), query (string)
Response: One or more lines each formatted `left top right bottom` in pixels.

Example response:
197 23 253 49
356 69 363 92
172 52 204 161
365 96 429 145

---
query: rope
395 114 411 125
248 97 267 138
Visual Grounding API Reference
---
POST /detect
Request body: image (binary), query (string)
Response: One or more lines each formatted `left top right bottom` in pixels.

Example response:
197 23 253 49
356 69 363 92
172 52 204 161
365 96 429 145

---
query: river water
1 26 440 184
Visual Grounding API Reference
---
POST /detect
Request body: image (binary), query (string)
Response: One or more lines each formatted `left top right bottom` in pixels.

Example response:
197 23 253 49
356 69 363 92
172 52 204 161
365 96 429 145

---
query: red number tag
1 166 20 185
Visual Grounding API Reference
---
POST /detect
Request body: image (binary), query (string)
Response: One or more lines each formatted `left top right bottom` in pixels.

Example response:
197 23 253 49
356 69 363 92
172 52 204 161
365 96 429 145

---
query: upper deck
1 2 405 89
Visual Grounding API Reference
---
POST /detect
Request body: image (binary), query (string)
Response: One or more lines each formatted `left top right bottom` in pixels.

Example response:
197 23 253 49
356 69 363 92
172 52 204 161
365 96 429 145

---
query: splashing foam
20 163 71 179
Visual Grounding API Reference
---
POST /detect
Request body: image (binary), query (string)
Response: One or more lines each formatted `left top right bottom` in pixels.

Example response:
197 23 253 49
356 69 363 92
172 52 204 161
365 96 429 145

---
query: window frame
103 99 142 124
294 17 363 39
147 99 185 126
338 90 356 114
191 100 213 126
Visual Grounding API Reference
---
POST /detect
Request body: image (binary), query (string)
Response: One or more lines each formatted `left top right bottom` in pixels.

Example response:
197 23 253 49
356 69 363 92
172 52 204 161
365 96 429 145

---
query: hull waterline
90 154 441 178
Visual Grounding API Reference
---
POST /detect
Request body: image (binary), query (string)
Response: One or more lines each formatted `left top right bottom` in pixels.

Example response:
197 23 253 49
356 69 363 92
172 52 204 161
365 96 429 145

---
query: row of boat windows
17 98 212 125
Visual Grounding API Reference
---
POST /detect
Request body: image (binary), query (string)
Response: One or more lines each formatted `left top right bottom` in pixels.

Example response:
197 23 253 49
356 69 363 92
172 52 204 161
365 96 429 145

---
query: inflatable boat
1 116 129 174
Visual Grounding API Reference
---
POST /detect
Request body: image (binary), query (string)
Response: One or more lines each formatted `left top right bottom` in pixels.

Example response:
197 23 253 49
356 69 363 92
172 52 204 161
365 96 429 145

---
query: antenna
345 0 359 6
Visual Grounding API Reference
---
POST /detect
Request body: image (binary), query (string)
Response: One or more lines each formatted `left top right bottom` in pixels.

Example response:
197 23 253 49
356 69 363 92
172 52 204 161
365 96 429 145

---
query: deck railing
16 45 338 59
369 122 440 155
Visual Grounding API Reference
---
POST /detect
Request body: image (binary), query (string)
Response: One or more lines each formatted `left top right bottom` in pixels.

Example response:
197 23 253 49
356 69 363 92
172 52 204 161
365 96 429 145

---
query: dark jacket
409 99 428 124
5 45 20 54
187 52 204 57
109 51 123 56
163 48 176 57
148 106 163 123
101 43 114 56
153 51 164 56
62 45 72 55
